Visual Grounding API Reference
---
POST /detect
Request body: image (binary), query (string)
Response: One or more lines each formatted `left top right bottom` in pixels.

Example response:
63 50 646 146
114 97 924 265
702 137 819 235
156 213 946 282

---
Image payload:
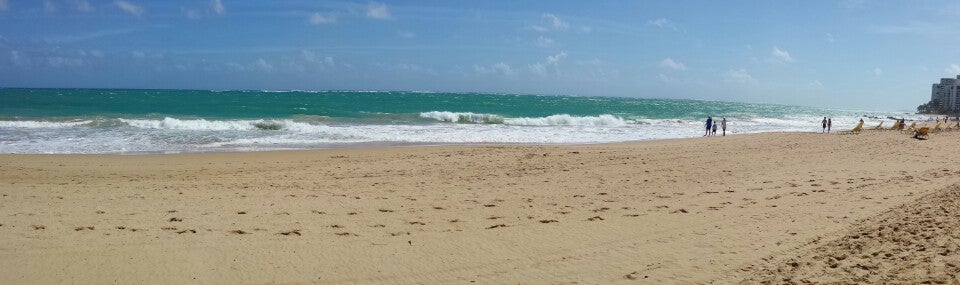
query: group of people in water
704 116 727 137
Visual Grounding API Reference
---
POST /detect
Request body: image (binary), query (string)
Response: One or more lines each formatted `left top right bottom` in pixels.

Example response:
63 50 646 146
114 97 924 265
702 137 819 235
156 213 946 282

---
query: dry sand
1 130 959 284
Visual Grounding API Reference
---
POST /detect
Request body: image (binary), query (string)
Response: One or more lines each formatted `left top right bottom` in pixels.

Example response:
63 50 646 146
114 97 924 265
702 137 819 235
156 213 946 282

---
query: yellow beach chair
839 121 864 135
869 121 884 131
915 127 930 139
887 121 900 131
900 122 916 134
931 122 942 133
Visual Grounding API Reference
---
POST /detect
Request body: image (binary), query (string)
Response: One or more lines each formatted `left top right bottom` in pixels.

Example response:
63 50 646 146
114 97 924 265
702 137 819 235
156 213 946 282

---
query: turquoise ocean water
0 88 921 154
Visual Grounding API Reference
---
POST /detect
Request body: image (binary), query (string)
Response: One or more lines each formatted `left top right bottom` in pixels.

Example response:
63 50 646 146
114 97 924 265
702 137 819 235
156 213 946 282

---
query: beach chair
869 121 883 131
887 121 900 131
900 122 916 134
838 121 864 135
914 127 930 139
931 122 942 133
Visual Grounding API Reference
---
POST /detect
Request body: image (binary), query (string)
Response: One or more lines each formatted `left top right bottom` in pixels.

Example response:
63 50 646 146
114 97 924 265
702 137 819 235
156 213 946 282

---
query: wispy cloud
256 58 273 72
869 21 958 37
659 58 686 71
530 13 568 32
535 36 554 47
772 46 793 63
546 51 567 65
114 0 144 16
43 0 57 13
542 13 568 30
838 0 864 9
0 0 8 12
211 0 224 15
309 13 336 24
873 67 883 76
647 18 680 32
825 33 836 43
947 64 960 75
366 2 390 20
724 68 757 84
809 80 824 89
397 31 415 38
75 0 94 12
475 62 515 76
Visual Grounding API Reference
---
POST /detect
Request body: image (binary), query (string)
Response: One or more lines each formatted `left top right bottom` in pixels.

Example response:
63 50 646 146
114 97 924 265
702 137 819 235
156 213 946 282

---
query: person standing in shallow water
711 121 718 136
705 116 712 137
827 118 832 133
821 117 827 133
721 117 728 136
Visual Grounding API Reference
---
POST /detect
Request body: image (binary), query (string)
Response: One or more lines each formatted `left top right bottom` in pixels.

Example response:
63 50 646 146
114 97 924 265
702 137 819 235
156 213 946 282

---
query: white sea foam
504 114 627 126
0 120 91 128
420 111 627 126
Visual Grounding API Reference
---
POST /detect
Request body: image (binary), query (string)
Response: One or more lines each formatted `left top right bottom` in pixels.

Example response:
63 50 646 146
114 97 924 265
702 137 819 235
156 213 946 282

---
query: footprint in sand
486 224 508 229
230 230 250 235
279 230 301 236
587 216 605 221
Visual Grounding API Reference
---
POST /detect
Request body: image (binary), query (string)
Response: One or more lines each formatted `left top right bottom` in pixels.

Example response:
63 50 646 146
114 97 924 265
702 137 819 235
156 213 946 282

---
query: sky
1 0 960 111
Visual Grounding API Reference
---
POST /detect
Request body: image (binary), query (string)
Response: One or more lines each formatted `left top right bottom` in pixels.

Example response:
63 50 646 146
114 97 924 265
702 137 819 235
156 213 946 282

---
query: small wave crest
504 114 628 126
0 120 91 128
419 111 505 124
420 111 628 126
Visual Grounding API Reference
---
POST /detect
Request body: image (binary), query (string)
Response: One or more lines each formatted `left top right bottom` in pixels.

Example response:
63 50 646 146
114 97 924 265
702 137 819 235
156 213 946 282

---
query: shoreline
2 130 958 283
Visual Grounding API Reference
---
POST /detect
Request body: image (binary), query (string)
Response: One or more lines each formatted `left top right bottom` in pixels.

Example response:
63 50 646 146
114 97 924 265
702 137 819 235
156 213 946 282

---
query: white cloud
0 0 8 11
772 46 793 62
309 13 336 24
535 36 554 47
659 58 686 71
809 80 824 89
873 67 883 76
546 51 567 65
300 50 335 67
529 62 547 76
89 50 104 58
131 51 146 58
946 64 960 75
826 33 835 43
43 0 57 13
9 50 25 66
475 62 515 76
397 31 415 38
47 57 84 68
647 18 680 31
114 0 144 16
184 8 201 19
366 2 390 19
542 13 568 30
529 25 548 32
580 26 593 33
75 0 94 12
256 58 273 72
211 0 224 15
839 0 864 9
724 68 757 84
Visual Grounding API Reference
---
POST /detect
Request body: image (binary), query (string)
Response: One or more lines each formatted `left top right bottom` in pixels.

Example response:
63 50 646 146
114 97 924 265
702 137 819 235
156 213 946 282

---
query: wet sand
1 130 958 284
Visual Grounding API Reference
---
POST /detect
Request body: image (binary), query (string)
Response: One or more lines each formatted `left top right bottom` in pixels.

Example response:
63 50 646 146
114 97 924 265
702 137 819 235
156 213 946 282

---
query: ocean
0 88 922 154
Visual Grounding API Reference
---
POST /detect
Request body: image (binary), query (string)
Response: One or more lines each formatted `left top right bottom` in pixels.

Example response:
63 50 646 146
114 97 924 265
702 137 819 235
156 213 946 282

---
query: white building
930 76 960 112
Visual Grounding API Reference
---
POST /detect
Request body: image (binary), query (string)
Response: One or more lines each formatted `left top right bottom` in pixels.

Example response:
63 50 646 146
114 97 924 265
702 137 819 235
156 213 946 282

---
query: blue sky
1 0 959 111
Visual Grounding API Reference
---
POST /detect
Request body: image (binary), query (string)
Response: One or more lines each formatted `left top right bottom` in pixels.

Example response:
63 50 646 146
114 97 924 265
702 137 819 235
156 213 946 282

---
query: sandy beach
1 130 959 284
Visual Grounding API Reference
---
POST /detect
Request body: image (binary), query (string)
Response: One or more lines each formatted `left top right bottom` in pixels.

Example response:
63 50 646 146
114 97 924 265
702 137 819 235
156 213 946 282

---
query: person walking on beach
721 117 728 136
827 118 832 133
705 116 712 137
821 117 827 133
711 120 718 136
